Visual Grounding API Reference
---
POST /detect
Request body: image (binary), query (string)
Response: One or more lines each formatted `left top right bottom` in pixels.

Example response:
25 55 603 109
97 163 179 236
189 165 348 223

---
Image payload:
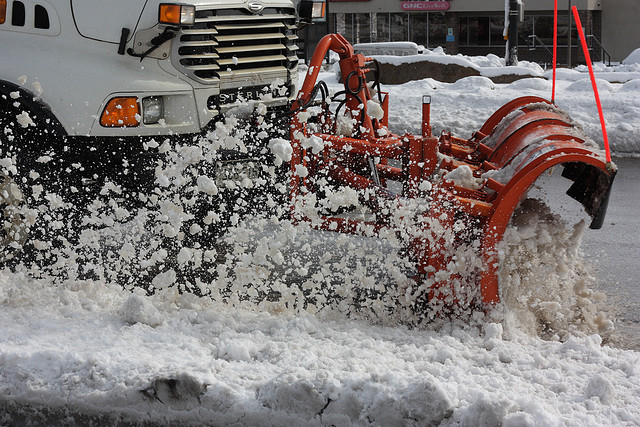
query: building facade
325 0 638 64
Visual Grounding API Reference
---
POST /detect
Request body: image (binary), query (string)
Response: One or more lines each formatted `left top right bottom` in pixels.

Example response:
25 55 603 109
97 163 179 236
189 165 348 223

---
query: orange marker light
159 4 195 25
159 4 181 24
0 0 7 25
313 2 326 19
100 97 140 127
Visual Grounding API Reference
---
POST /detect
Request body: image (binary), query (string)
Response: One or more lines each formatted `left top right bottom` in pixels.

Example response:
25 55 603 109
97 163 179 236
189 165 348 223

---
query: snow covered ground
1 50 640 425
366 49 640 156
1 276 638 425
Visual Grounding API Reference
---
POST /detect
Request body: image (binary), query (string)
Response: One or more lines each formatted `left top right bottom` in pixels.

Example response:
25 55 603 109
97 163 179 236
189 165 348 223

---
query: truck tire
0 82 67 177
0 172 29 263
0 85 66 263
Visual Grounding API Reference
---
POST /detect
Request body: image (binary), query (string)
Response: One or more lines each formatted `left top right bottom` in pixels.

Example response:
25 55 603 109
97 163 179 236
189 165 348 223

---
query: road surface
583 157 640 349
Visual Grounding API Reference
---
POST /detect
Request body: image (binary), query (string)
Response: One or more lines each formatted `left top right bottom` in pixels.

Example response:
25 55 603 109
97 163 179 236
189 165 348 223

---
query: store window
460 16 505 46
391 13 408 41
556 15 570 45
517 15 574 48
377 13 390 41
342 13 372 44
472 17 490 45
410 14 428 46
490 17 506 46
337 12 449 48
534 16 555 45
407 13 447 48
428 13 447 48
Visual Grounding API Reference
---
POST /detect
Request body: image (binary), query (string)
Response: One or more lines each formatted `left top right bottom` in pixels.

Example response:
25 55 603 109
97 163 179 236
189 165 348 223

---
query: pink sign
401 1 450 11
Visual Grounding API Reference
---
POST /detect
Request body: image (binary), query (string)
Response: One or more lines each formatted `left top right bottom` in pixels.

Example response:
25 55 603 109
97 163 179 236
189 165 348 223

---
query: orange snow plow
289 34 616 308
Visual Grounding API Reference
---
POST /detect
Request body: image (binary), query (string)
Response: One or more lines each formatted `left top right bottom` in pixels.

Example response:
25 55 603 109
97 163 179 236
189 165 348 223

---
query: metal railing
526 34 611 67
586 35 612 66
527 35 553 68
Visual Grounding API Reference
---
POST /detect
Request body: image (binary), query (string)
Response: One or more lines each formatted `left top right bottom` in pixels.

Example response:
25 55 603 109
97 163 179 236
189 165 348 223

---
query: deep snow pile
1 54 640 424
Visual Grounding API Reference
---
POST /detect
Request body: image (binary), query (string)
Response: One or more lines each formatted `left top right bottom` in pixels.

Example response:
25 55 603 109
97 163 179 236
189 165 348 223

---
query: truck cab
0 0 312 261
0 0 299 138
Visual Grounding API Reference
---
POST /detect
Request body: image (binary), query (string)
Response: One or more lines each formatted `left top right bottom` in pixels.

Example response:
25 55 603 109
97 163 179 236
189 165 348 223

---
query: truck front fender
0 80 66 137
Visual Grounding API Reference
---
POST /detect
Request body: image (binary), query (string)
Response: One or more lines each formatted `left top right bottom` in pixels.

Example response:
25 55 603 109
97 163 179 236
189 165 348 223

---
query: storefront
325 0 629 65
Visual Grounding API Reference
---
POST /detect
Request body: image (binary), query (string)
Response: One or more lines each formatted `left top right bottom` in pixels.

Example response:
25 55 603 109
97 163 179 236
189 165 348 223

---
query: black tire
0 85 72 265
0 172 30 263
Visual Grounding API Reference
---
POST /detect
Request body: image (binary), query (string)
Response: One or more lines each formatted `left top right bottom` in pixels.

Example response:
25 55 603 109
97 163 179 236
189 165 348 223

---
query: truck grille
172 6 298 86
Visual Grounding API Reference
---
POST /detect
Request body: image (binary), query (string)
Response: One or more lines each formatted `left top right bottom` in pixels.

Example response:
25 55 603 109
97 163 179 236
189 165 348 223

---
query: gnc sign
401 1 450 11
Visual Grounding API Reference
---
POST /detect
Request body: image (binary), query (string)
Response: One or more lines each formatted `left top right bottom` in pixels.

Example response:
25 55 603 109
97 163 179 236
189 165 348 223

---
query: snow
269 137 293 166
344 58 640 156
444 165 482 189
1 273 639 425
353 42 419 56
196 175 219 196
370 48 546 79
622 48 640 65
2 50 640 424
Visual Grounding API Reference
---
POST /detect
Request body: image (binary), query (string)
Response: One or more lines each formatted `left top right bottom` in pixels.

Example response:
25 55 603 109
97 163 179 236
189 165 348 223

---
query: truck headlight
159 4 195 25
142 96 164 125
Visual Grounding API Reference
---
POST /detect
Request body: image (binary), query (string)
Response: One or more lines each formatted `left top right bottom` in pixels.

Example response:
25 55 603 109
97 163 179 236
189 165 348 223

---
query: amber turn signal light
100 97 140 127
0 0 7 25
159 4 195 25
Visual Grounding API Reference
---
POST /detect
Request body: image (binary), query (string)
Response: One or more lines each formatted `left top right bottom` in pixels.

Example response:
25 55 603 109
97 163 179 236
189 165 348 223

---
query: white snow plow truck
0 0 318 257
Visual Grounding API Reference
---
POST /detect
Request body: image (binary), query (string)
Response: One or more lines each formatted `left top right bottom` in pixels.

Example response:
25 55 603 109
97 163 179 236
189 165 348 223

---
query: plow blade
441 98 616 304
289 34 616 311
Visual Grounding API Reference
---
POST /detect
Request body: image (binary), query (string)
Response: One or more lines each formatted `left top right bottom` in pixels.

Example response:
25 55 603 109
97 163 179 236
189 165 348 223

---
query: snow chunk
0 158 17 175
258 378 327 419
354 41 419 56
294 164 308 178
32 81 43 97
455 395 516 426
444 164 482 189
121 294 163 327
484 322 503 340
196 175 219 196
367 99 385 120
177 247 193 265
152 269 176 290
15 111 35 128
301 134 325 154
586 374 615 404
618 79 640 93
269 138 293 166
418 180 432 192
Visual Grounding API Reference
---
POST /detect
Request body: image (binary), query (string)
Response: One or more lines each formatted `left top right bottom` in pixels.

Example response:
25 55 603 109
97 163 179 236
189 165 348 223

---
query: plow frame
288 34 616 309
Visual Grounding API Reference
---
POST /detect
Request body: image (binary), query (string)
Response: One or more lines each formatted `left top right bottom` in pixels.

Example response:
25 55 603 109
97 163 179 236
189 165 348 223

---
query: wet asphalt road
582 157 640 349
534 157 640 349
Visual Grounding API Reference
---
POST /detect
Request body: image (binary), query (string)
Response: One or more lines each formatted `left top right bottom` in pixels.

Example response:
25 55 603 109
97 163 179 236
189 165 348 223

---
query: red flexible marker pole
571 6 612 165
551 0 558 104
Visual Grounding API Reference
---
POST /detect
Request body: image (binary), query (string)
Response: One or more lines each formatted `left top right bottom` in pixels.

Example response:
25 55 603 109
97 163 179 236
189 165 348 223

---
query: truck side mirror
298 0 326 24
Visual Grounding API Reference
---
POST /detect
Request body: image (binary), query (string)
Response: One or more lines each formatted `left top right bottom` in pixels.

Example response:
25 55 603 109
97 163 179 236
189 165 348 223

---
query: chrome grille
172 6 298 85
